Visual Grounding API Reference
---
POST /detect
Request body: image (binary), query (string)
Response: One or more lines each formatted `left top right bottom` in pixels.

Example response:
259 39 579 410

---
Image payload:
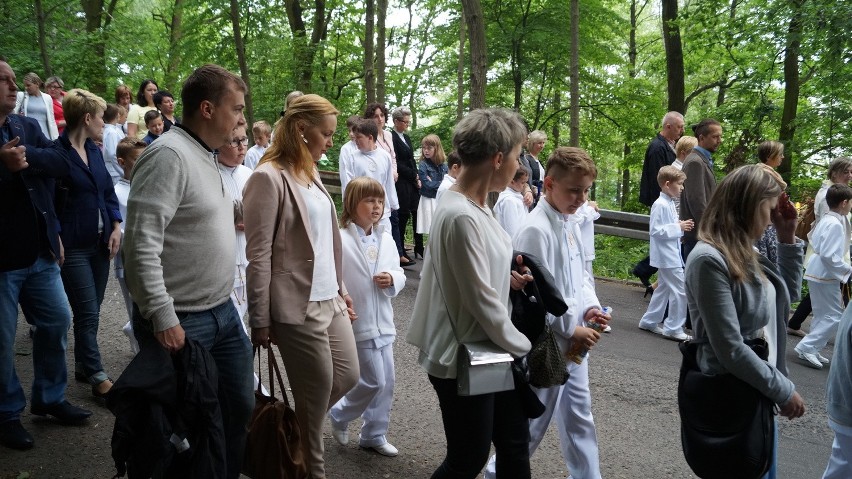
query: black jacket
0 114 69 272
638 133 676 208
107 339 226 479
510 251 569 342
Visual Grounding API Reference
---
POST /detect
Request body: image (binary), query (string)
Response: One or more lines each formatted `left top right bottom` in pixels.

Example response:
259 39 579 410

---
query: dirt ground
0 268 835 478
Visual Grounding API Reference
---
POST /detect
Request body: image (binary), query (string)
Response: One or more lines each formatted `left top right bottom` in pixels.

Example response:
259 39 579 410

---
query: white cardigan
804 211 852 283
648 193 684 268
407 190 531 379
341 223 406 342
14 91 59 140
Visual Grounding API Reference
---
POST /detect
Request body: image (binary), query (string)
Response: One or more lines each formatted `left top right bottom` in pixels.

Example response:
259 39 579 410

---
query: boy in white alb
329 177 406 456
637 166 694 341
341 118 399 230
244 120 271 170
113 138 147 353
487 147 610 479
436 150 461 201
338 115 361 188
494 165 530 238
796 184 852 369
102 103 127 185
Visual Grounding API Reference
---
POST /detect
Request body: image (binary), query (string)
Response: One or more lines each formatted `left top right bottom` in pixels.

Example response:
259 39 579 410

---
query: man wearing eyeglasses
0 59 93 451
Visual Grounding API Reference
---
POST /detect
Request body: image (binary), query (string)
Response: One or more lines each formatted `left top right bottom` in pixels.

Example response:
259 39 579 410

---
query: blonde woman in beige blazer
243 94 359 479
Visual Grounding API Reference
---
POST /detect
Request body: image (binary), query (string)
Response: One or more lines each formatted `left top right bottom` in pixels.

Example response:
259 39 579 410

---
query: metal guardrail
319 170 651 241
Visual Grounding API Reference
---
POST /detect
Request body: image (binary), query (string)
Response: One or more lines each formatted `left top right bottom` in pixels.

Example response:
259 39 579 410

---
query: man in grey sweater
123 64 253 478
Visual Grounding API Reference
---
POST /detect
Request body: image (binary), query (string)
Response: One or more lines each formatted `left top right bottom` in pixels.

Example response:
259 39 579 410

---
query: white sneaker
331 427 349 446
662 330 691 342
366 442 398 457
816 352 831 365
638 323 664 335
794 345 823 369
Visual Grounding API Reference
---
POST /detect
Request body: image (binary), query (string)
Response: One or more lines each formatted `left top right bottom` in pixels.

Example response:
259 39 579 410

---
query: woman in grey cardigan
684 164 806 478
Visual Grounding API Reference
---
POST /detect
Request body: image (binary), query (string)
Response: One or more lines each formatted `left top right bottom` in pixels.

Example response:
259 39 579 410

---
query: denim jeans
428 374 531 479
133 300 254 479
0 254 71 423
390 209 405 256
60 243 110 385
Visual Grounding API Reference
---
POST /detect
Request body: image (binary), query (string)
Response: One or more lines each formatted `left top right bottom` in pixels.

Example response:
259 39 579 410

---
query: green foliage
592 235 651 282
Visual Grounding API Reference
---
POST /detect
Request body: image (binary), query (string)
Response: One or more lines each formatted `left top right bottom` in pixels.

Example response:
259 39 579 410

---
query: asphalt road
1 262 835 478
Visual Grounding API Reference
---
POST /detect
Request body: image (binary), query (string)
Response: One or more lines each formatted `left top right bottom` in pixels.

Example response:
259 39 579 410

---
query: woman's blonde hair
676 136 697 159
757 140 784 164
261 94 339 181
697 164 786 282
63 89 107 131
420 134 447 164
340 177 385 228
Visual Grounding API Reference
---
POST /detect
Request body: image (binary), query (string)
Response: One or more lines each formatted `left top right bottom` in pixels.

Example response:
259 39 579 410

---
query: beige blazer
243 161 347 328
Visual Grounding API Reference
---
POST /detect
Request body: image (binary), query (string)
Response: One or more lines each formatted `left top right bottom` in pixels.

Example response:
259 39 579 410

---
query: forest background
2 0 850 275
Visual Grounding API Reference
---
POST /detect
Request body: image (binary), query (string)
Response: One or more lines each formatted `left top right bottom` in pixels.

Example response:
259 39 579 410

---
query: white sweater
342 223 406 342
407 190 531 379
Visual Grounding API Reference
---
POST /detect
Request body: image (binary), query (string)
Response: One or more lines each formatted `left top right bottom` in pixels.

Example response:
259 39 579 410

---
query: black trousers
428 374 530 479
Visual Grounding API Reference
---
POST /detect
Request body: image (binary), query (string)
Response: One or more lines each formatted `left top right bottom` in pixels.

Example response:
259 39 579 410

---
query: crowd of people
1 56 850 479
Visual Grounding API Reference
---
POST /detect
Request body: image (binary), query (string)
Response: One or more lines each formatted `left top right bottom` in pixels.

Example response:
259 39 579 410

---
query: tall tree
461 0 486 110
568 0 580 146
34 0 51 77
228 0 254 130
80 0 120 95
283 0 331 92
376 0 388 104
364 0 376 102
457 7 467 120
661 0 684 114
778 0 803 182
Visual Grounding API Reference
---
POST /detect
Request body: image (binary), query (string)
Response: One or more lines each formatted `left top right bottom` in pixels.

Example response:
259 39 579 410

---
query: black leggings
428 374 531 479
788 293 811 330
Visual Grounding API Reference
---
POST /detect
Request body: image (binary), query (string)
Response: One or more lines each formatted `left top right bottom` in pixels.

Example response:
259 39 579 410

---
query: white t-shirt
297 183 338 301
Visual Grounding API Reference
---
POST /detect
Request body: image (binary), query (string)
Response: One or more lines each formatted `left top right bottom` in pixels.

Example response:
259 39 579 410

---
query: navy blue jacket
0 115 69 272
56 132 122 249
638 133 676 208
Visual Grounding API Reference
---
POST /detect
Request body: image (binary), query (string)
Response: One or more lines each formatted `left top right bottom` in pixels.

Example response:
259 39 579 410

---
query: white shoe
794 345 823 369
816 352 831 365
638 323 664 335
662 330 691 341
331 428 349 446
366 442 398 457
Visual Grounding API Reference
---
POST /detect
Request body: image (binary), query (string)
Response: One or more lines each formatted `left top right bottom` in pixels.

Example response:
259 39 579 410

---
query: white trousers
328 341 396 447
823 421 852 478
799 281 844 354
638 266 686 334
485 358 601 479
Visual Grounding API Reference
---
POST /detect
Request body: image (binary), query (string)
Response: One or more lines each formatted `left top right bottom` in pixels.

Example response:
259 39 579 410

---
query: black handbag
527 325 568 388
678 337 776 479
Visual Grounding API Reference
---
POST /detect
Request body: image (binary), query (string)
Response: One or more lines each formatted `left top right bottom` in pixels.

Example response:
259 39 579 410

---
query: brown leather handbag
242 347 308 479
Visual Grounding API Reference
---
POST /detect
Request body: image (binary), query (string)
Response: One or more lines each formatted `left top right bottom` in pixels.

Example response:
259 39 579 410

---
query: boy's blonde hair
252 120 272 138
675 136 697 159
63 89 107 131
340 177 385 228
544 147 597 182
657 165 686 188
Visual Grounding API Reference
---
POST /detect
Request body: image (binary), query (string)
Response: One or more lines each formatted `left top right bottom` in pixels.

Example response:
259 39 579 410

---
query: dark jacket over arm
0 115 69 271
639 133 676 208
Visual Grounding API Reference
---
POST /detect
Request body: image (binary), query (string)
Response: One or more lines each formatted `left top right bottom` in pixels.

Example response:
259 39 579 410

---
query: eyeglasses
395 118 410 125
229 137 249 148
46 84 62 91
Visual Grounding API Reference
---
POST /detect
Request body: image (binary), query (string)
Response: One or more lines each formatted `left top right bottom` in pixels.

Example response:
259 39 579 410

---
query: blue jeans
0 254 71 423
61 243 110 385
133 300 254 479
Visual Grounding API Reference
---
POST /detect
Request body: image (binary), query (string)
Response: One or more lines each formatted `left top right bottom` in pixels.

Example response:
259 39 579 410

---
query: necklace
465 195 489 214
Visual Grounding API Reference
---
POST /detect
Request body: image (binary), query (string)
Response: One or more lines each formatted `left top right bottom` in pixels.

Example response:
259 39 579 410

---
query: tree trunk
661 0 685 114
163 0 184 89
376 0 387 104
364 0 376 103
228 0 253 134
80 0 107 95
456 9 466 121
35 0 52 77
461 0 486 110
551 90 561 146
778 0 803 183
568 0 580 146
282 0 330 93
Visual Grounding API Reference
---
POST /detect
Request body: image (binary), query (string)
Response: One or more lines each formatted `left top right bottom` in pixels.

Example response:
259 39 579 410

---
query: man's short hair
661 111 683 130
544 147 597 181
252 120 272 137
352 118 378 141
180 64 246 120
116 137 147 160
63 89 107 131
826 184 852 209
391 106 412 121
691 118 721 139
153 90 174 109
144 109 162 126
657 165 686 187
